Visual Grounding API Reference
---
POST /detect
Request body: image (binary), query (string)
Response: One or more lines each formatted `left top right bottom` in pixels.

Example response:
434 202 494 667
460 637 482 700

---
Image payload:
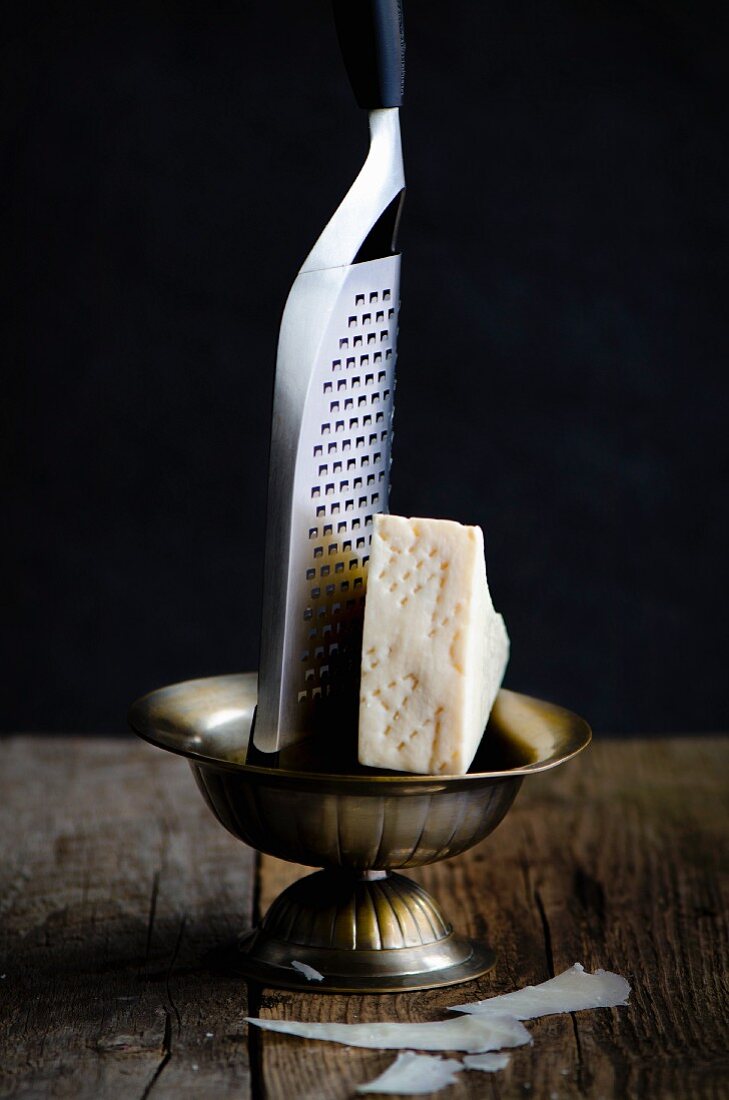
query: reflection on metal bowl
129 673 590 992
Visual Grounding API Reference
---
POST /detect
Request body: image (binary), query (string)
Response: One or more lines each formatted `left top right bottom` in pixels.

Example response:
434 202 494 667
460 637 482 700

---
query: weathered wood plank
255 737 729 1100
0 736 255 1100
1 736 726 1099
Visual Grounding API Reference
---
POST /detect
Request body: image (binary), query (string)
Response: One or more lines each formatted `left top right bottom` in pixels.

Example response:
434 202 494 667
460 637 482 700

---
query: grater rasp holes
296 283 399 709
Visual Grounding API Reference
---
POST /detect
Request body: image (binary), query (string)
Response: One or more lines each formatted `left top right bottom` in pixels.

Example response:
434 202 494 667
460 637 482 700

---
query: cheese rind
358 515 509 775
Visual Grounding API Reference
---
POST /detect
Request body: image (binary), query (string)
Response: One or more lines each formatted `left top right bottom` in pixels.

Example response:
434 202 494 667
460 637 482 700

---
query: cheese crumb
291 960 325 982
358 515 509 774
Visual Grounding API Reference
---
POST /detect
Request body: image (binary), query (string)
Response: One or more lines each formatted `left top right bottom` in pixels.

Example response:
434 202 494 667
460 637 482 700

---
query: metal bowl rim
129 674 591 785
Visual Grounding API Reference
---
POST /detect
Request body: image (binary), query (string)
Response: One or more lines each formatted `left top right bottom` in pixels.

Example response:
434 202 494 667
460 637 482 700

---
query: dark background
2 1 727 734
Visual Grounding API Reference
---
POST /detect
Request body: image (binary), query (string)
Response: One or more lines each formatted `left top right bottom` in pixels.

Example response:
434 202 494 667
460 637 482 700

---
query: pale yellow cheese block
358 515 509 775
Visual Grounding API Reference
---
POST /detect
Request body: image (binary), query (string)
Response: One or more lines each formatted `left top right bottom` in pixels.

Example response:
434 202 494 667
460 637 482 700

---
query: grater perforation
298 285 396 659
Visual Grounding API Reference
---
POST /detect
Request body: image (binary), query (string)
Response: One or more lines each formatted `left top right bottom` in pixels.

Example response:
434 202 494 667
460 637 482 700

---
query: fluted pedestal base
232 869 495 992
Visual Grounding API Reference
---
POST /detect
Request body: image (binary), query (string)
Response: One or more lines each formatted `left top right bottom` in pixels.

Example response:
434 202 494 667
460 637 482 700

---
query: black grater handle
332 0 405 110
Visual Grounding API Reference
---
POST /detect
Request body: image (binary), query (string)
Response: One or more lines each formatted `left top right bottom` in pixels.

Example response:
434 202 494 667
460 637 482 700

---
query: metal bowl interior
129 673 590 871
129 672 591 784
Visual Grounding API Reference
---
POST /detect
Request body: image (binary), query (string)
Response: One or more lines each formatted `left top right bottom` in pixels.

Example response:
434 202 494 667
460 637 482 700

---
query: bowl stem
229 867 495 993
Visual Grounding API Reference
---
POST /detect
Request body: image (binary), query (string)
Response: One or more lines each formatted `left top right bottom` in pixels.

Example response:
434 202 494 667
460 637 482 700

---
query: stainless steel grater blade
255 2 406 753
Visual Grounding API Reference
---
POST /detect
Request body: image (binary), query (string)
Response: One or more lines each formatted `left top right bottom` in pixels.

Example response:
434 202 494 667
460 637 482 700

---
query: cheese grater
254 0 406 753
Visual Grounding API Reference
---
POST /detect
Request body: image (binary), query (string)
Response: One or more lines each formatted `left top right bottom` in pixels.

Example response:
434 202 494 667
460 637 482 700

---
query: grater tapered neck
301 109 404 275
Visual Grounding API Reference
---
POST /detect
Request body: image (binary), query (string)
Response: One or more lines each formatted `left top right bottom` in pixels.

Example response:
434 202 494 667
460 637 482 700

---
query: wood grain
255 737 728 1100
1 737 726 1099
0 737 255 1100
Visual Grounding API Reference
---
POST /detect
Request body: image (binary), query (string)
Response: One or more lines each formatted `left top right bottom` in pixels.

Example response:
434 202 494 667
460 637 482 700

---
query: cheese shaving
449 963 630 1019
245 1012 531 1053
357 1053 463 1094
463 1052 511 1072
291 960 324 982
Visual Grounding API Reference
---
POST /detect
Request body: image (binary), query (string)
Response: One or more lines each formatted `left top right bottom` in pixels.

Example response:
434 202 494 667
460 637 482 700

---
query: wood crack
247 851 266 1100
138 909 186 1098
165 914 186 1036
246 981 266 1100
534 882 591 1095
139 1009 172 1100
570 1011 588 1095
143 870 160 974
533 887 555 978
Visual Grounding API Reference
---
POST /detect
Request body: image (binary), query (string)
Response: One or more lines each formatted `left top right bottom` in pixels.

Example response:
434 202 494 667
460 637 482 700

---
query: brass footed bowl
130 673 590 993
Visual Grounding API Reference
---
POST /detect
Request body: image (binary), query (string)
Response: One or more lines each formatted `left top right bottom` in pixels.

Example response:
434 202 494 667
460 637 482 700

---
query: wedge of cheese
359 515 509 775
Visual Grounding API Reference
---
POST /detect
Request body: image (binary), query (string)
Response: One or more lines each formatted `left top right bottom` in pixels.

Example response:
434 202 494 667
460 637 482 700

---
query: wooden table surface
0 735 726 1099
